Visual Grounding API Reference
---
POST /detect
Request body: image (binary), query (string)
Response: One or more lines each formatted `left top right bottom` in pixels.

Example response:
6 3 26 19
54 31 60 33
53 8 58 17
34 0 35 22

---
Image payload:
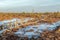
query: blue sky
0 0 60 12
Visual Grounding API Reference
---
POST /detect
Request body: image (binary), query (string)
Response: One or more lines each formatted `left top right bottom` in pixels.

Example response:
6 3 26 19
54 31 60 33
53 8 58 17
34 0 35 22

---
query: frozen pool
0 18 60 38
0 29 7 34
14 21 60 38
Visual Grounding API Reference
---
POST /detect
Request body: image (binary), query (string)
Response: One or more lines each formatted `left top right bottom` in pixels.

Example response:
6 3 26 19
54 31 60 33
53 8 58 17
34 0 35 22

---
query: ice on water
0 18 60 38
0 29 7 34
15 21 60 38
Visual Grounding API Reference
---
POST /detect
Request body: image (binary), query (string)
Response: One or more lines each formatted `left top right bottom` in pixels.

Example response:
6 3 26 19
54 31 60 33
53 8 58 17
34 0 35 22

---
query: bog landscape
0 12 60 40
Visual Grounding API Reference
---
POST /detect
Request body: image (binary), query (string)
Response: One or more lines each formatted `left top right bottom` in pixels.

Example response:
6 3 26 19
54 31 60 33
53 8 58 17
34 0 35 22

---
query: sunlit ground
0 13 60 40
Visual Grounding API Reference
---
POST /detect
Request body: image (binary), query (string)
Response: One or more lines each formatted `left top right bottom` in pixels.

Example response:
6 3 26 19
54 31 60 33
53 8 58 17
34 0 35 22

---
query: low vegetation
0 12 60 40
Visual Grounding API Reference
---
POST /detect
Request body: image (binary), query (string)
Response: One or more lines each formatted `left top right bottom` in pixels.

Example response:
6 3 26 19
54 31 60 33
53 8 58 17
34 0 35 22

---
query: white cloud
0 0 60 12
0 0 59 7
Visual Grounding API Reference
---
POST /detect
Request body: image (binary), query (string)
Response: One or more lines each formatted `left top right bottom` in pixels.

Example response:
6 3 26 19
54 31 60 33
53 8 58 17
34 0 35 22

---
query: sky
0 0 60 12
